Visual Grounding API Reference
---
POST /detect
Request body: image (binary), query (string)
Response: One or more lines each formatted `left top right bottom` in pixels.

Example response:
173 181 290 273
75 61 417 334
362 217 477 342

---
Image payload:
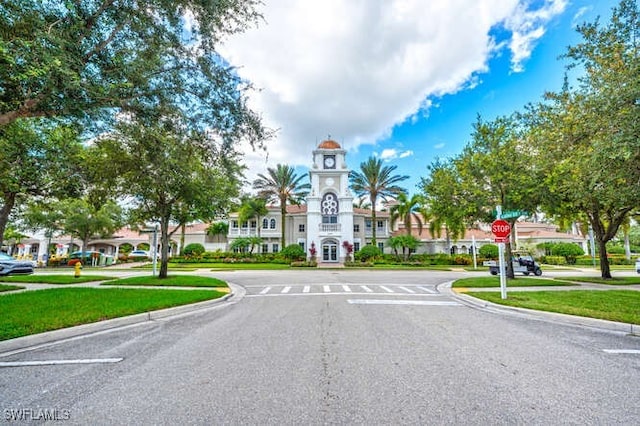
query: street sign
494 236 509 243
500 210 527 220
491 219 511 238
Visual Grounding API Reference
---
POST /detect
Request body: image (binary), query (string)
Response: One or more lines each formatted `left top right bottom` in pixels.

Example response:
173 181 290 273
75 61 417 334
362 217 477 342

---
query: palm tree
238 196 268 238
389 193 429 236
349 156 408 245
253 164 310 249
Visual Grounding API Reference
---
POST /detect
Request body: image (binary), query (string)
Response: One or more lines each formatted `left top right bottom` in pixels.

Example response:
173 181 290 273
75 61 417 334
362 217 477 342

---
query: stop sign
491 219 511 238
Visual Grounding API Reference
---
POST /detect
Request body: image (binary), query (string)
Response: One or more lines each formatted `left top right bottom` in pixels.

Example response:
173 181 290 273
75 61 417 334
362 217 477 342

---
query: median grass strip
0 284 24 292
466 290 640 325
0 275 115 284
557 276 640 285
0 287 226 341
102 275 227 287
453 277 576 288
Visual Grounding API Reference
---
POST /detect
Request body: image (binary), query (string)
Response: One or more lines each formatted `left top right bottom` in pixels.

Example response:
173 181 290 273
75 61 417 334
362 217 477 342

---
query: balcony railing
365 227 387 236
228 228 259 237
319 223 341 233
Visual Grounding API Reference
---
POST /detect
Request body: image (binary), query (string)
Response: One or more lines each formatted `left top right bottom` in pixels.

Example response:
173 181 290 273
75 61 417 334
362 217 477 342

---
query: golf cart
488 251 542 276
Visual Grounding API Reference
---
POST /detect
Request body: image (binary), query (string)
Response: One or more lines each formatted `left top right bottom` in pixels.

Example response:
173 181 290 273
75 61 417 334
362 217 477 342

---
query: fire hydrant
74 261 82 278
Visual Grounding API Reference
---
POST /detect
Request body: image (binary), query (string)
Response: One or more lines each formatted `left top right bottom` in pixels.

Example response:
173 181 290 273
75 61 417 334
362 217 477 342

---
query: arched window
262 218 269 229
321 192 339 223
270 218 276 229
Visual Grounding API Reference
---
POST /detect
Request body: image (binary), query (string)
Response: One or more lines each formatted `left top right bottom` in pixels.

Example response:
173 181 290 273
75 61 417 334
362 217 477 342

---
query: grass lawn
102 275 227 288
466 290 640 325
0 275 115 284
0 284 24 292
557 276 640 285
453 277 576 288
0 287 226 341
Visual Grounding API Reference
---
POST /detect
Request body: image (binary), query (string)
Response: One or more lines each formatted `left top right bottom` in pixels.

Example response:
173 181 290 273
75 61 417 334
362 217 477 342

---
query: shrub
281 244 306 261
355 245 382 262
345 261 374 267
542 255 567 265
290 261 317 267
550 242 584 264
183 243 205 258
479 244 498 259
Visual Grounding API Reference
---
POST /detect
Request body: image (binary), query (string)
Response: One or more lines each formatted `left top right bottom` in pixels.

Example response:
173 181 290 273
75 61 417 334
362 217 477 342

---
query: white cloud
219 0 566 183
434 143 446 150
504 0 568 73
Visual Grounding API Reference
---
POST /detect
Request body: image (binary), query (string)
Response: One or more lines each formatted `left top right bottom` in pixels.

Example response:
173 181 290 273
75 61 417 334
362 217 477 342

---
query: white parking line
398 286 415 294
603 349 640 354
379 285 394 293
281 286 291 294
342 285 352 292
0 358 124 368
260 286 271 295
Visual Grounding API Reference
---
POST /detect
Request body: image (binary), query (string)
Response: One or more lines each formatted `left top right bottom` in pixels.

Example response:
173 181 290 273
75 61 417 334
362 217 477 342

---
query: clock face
324 156 335 168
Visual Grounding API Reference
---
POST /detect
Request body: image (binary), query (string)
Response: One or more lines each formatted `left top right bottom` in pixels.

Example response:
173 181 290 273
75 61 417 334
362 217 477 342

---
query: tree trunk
0 192 17 246
371 205 377 245
280 203 286 250
160 217 170 279
597 238 612 279
179 224 186 256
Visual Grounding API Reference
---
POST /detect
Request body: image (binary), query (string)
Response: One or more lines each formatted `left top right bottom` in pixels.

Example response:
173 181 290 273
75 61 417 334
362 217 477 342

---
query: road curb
0 283 243 357
438 281 639 336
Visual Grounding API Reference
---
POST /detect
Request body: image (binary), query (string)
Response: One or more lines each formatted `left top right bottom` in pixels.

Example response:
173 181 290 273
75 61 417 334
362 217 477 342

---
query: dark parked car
0 253 35 276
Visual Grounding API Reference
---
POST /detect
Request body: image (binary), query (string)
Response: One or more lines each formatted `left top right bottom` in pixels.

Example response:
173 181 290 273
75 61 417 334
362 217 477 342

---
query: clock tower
307 139 354 262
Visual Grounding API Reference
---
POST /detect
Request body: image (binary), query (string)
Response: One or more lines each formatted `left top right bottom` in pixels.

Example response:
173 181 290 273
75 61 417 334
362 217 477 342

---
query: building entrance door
322 243 338 262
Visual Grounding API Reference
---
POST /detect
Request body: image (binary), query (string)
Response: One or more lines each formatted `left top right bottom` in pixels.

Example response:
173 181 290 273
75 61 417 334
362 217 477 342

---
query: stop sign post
491 219 511 299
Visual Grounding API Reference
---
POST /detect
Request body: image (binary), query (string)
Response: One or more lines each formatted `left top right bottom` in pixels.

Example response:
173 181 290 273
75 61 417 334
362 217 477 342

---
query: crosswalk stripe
303 285 310 293
282 286 291 294
323 285 331 293
398 286 415 294
348 299 461 306
342 285 352 292
260 286 271 295
417 286 436 294
379 285 394 293
360 285 373 293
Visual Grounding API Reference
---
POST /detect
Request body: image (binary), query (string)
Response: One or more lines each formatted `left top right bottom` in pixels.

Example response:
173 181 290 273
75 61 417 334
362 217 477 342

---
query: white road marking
281 286 291 294
379 285 394 293
0 358 123 368
260 286 271 295
303 285 310 293
360 285 373 293
323 285 331 293
348 299 461 306
417 286 437 294
398 286 415 294
603 349 640 354
342 285 352 292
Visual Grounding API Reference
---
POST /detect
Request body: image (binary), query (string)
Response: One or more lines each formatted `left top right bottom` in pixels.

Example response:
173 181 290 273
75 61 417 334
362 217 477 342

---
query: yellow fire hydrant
74 261 82 278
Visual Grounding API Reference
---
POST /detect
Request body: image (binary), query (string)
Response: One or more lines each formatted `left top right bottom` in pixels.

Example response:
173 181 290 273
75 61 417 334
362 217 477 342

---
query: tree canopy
0 0 266 143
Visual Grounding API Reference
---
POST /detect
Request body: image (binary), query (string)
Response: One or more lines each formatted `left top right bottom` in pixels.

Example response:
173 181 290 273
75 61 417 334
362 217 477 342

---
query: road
1 269 639 424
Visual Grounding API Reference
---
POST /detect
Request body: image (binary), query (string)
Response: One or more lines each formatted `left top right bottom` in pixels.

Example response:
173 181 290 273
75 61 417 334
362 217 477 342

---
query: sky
218 0 618 195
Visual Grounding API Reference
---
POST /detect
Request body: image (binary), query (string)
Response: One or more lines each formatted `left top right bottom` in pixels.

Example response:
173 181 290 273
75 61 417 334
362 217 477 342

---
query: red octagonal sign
491 219 511 238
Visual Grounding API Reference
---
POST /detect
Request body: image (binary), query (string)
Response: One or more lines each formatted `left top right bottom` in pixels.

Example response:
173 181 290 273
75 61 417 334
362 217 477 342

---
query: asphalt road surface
1 270 639 424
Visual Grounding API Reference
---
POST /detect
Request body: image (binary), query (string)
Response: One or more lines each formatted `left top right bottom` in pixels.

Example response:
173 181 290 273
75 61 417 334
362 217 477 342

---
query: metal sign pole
498 242 507 299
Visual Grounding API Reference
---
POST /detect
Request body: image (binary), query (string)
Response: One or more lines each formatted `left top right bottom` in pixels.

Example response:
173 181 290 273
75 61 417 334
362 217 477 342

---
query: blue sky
218 1 618 195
